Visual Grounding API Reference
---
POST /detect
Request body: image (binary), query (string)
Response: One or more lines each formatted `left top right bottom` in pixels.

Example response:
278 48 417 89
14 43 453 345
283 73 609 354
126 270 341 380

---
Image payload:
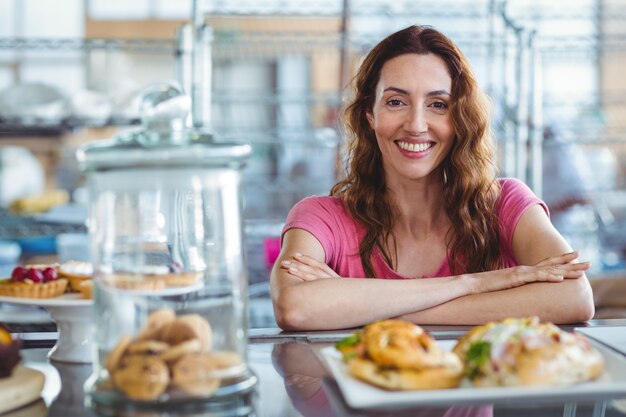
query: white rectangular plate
319 339 626 409
576 327 626 356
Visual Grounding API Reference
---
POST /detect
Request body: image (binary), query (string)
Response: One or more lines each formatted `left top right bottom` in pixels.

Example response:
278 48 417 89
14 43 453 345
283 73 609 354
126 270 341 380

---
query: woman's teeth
397 141 433 152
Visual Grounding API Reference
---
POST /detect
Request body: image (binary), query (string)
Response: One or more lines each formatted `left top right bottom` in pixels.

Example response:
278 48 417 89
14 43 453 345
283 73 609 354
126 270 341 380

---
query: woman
270 25 594 331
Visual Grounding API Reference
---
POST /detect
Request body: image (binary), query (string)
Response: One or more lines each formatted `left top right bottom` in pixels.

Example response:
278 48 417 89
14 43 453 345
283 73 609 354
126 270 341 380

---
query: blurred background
0 0 625 325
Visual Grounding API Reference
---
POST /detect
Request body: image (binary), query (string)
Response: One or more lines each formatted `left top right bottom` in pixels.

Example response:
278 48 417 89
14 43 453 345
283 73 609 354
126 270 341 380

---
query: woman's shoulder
495 177 548 249
286 195 351 225
291 195 347 213
497 177 534 196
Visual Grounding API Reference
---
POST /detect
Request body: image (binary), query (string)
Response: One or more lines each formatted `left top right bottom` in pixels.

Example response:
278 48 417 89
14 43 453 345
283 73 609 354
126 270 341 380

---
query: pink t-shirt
282 178 548 279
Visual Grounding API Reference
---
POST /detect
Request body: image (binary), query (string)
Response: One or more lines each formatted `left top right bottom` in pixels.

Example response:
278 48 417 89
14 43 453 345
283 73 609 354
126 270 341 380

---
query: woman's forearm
272 274 474 330
397 277 595 325
272 251 592 330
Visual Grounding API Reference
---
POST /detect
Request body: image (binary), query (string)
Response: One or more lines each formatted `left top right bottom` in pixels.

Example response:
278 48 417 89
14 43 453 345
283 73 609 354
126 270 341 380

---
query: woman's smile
396 139 435 157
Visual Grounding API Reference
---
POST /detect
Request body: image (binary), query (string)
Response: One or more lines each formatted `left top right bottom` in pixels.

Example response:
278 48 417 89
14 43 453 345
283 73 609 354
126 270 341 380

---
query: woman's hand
280 253 340 281
470 251 590 294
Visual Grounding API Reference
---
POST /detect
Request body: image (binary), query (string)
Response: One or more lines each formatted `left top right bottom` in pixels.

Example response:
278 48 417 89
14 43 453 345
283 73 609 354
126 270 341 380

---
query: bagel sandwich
336 320 463 390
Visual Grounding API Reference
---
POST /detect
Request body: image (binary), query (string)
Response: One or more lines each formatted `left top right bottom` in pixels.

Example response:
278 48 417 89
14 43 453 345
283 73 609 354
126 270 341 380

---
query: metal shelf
203 0 491 19
0 37 174 54
0 118 140 135
0 209 86 239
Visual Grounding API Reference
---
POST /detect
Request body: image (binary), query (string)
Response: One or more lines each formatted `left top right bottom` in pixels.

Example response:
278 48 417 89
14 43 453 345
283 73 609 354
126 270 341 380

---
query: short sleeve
497 178 550 254
282 196 343 263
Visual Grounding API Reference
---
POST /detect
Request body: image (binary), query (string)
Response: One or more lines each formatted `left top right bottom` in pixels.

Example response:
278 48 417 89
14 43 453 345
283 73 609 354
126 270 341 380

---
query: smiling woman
368 53 454 189
269 25 595 331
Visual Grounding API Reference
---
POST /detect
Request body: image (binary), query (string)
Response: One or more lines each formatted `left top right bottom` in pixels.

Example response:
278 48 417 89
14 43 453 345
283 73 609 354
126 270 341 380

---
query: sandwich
452 317 604 387
336 319 463 390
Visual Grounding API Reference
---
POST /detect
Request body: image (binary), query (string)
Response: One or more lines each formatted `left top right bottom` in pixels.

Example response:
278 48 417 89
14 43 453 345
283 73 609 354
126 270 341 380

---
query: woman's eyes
430 101 448 109
384 99 449 109
386 99 404 106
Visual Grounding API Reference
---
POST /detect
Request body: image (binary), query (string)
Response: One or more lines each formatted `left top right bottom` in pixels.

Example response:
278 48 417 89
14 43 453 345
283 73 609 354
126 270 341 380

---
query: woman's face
368 53 454 185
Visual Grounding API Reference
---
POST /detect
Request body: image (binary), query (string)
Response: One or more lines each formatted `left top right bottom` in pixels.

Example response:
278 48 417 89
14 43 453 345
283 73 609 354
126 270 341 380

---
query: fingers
531 261 590 283
279 253 340 281
546 261 590 279
535 251 580 267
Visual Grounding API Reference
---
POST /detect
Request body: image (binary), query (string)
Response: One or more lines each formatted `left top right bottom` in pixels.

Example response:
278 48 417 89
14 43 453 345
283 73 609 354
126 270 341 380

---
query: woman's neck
387 178 448 239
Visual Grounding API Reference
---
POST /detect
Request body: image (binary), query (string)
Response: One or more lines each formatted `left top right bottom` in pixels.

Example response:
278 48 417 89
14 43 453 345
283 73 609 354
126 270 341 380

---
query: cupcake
0 324 21 378
58 260 93 292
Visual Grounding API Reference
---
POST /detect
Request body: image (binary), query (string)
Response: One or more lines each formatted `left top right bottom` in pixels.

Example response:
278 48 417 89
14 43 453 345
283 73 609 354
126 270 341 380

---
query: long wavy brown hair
331 25 502 277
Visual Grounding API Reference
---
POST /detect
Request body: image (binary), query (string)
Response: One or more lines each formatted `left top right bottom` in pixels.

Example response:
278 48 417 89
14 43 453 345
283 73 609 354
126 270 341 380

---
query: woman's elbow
562 279 596 323
272 288 309 331
273 304 305 331
573 291 595 323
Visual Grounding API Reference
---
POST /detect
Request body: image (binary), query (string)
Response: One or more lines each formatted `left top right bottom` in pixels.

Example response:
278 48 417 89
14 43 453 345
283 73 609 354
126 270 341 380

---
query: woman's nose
404 106 428 134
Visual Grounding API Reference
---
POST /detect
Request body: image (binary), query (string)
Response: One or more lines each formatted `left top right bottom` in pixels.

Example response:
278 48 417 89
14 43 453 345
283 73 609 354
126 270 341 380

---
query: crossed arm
270 205 595 330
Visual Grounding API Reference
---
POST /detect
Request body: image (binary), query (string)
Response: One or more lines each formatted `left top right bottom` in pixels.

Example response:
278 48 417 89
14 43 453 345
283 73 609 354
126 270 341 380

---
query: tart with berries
0 265 68 298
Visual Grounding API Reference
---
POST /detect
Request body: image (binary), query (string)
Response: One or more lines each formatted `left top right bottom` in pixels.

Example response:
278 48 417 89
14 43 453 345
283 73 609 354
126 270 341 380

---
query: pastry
112 356 170 401
9 189 69 214
336 319 463 390
136 308 177 341
0 265 67 299
103 310 240 401
172 351 243 396
78 280 93 299
102 273 166 291
159 339 202 364
158 314 212 353
58 260 93 292
105 335 132 374
452 317 605 387
162 271 202 287
127 340 171 355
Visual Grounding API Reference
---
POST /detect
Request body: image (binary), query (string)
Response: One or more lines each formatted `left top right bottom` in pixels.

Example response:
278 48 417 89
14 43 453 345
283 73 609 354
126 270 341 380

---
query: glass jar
79 128 256 411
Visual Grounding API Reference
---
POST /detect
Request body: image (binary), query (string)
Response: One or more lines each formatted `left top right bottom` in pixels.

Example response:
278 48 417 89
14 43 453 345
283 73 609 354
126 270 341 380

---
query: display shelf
201 0 490 18
0 209 86 239
0 30 493 54
0 37 174 53
0 117 140 134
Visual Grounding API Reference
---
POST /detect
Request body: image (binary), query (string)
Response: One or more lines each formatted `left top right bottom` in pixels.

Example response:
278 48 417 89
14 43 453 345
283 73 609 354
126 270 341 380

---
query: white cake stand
0 293 93 364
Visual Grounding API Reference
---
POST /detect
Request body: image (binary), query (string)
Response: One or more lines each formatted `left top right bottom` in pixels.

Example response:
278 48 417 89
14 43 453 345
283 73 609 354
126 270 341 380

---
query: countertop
4 320 626 417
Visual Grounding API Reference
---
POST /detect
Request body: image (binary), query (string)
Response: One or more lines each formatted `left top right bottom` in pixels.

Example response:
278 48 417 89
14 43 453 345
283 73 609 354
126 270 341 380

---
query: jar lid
77 128 251 172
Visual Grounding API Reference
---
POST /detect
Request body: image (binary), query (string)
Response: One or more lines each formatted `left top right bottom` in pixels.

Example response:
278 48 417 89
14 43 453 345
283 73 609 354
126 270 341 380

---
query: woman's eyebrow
382 87 451 97
428 90 451 97
383 86 409 95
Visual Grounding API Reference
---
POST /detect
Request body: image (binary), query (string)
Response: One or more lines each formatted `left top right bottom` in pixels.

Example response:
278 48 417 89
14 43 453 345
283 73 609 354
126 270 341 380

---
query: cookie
159 339 202 364
171 354 219 396
158 314 212 352
136 308 176 341
127 340 170 355
201 351 245 378
112 356 169 401
172 351 244 396
105 335 132 374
